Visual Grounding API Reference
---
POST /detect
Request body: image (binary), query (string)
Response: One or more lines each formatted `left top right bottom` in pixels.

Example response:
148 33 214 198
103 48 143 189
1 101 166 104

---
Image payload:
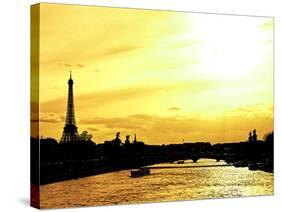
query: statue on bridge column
125 135 130 145
252 129 257 142
133 134 137 144
112 132 122 146
248 131 252 142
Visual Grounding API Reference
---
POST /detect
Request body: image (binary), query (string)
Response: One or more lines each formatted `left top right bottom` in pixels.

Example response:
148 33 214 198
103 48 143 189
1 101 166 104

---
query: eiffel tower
60 71 79 143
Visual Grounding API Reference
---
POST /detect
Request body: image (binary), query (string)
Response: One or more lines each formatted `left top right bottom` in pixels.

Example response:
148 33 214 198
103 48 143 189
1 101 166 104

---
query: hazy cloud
230 104 273 115
87 127 99 132
98 45 139 59
76 64 85 68
167 106 181 111
80 116 146 130
59 62 85 68
41 80 218 114
31 112 64 123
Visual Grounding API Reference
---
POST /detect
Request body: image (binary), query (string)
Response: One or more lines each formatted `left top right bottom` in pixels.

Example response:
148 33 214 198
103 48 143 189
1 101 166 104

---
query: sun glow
189 14 272 80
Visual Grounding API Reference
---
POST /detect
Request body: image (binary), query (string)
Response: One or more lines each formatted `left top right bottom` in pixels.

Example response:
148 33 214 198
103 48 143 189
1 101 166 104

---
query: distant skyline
31 3 273 144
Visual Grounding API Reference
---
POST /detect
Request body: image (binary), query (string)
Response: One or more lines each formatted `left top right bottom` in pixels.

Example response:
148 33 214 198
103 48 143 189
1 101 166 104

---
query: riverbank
38 158 272 185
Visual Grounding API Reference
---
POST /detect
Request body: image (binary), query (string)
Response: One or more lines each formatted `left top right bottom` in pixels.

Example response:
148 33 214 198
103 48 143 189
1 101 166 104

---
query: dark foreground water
40 159 273 208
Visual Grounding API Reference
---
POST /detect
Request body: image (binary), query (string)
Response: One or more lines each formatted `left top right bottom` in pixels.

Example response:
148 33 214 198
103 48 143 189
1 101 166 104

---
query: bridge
146 164 233 169
151 152 242 163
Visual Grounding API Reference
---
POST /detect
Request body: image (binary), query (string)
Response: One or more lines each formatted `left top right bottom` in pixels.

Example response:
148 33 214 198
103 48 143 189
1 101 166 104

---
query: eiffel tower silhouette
60 71 79 143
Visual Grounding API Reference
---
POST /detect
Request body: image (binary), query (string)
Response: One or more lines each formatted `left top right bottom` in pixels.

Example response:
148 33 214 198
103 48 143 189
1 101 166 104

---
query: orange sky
31 3 273 144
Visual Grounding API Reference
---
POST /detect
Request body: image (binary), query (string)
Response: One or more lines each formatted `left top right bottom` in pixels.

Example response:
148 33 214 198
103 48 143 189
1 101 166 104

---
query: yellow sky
32 3 273 144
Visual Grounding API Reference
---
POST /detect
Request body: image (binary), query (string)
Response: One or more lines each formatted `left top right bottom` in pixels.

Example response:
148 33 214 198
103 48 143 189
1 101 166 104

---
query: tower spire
60 72 79 143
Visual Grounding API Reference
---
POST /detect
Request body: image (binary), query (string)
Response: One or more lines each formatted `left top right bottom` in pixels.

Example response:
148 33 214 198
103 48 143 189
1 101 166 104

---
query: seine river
40 159 273 209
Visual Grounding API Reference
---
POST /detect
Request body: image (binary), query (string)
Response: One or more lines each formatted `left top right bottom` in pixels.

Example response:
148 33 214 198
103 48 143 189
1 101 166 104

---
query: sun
188 14 270 80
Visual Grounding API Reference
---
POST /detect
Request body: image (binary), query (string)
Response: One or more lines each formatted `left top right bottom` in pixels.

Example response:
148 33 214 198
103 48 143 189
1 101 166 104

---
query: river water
40 159 273 209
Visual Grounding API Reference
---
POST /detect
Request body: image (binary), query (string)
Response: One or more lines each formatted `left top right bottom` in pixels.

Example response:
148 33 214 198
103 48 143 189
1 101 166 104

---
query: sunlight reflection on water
40 159 273 208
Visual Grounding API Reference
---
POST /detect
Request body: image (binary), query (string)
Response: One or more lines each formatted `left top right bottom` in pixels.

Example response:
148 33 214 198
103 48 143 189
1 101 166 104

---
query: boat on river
130 167 150 177
248 162 261 171
233 161 248 167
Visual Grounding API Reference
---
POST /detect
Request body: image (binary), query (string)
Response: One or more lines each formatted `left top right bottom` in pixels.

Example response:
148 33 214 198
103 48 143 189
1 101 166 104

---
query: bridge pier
192 158 198 163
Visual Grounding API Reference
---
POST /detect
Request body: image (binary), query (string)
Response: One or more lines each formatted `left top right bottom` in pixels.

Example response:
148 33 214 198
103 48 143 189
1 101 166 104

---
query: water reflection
40 159 273 208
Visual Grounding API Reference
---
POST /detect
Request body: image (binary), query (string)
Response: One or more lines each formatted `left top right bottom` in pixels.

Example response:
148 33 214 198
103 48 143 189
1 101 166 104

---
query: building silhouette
60 71 79 143
133 134 137 144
